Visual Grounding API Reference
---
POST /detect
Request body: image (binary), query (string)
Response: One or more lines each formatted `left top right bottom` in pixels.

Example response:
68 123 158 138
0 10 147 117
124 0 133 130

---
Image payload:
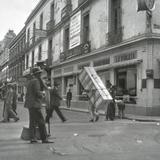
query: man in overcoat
24 67 53 144
66 89 72 108
45 82 66 123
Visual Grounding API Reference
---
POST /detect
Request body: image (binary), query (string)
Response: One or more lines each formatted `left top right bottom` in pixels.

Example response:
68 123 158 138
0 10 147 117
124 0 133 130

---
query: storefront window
116 66 137 103
64 76 74 94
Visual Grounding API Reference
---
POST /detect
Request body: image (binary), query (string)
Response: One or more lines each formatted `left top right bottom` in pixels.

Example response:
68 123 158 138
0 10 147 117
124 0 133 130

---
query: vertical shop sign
69 11 81 49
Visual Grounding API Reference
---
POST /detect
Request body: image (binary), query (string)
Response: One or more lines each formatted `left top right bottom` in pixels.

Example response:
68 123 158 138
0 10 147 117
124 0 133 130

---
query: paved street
0 101 160 160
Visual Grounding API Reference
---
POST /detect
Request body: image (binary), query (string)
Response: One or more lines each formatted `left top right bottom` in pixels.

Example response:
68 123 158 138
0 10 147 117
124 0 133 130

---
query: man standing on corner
24 67 53 144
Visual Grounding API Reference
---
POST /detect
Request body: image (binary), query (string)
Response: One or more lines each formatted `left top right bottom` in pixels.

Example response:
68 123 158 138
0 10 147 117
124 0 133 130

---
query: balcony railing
60 41 90 62
46 19 55 33
61 3 72 20
107 27 123 45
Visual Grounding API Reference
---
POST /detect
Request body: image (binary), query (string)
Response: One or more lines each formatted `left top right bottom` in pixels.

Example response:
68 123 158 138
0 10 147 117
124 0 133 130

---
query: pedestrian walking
117 99 126 119
12 86 18 115
24 67 53 144
88 89 99 122
45 82 67 123
1 84 19 122
105 99 116 121
66 89 72 108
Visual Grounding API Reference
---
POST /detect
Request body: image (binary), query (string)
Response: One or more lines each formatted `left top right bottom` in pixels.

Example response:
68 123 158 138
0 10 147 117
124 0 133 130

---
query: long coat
24 77 43 109
67 91 72 100
50 87 62 107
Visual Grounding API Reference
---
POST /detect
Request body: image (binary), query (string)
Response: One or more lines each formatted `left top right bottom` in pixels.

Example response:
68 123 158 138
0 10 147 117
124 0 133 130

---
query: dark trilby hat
32 67 42 75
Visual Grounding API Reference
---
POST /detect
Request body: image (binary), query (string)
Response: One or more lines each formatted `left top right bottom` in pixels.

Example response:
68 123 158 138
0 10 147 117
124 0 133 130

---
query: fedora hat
32 67 42 75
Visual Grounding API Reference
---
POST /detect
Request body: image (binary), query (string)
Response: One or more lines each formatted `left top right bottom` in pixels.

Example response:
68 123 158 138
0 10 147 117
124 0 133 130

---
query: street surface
0 101 160 160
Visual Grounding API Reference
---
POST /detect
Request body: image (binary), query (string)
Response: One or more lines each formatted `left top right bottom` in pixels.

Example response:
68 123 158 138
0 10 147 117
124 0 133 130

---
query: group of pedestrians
88 82 126 122
24 67 67 144
1 84 19 122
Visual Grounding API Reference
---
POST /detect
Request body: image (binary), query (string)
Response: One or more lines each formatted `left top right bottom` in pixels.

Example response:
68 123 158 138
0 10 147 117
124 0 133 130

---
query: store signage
114 51 137 63
69 11 81 49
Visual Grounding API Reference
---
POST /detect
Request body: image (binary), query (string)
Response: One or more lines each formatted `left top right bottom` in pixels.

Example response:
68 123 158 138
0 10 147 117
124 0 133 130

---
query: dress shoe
89 119 94 122
30 139 38 143
42 140 54 144
62 119 67 123
15 117 19 122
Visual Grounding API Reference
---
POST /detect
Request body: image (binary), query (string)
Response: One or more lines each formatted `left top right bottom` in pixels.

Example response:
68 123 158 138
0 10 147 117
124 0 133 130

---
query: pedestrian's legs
29 109 37 141
33 109 48 141
45 108 54 123
54 105 66 122
3 106 9 122
68 100 71 108
8 108 19 121
94 107 99 122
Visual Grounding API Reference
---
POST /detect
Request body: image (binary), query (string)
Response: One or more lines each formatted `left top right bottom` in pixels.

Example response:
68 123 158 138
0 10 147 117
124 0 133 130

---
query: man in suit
66 89 72 108
45 82 66 123
24 67 53 144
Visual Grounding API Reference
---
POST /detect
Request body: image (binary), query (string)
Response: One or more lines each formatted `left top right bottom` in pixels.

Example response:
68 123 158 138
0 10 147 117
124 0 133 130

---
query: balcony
60 41 90 62
61 3 72 20
107 27 123 45
46 20 55 33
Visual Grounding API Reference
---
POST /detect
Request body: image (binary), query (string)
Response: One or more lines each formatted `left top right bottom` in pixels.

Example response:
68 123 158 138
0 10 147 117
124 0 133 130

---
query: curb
61 107 160 123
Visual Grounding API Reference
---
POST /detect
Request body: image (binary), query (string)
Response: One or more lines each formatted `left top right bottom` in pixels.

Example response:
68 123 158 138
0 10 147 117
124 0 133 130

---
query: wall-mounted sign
69 11 81 49
114 51 137 63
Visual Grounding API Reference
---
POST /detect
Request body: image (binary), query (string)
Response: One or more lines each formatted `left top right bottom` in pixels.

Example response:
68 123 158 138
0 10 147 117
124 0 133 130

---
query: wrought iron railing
60 41 91 62
46 19 55 32
61 3 72 20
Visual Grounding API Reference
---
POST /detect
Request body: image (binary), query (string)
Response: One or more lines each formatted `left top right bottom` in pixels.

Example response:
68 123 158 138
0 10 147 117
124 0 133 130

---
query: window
51 3 54 21
64 27 69 51
33 22 36 43
116 66 137 97
40 13 43 30
82 13 89 43
111 0 121 32
26 55 29 69
27 28 30 43
38 45 42 60
32 50 35 67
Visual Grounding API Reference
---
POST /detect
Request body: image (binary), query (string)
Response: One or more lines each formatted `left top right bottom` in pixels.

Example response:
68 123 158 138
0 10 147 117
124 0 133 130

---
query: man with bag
24 67 53 144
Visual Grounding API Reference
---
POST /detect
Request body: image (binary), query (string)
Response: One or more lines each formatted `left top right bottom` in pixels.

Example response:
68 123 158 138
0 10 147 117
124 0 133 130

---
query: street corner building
1 0 160 116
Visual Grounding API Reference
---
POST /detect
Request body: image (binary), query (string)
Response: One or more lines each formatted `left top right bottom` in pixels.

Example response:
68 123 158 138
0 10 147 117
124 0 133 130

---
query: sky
0 0 40 41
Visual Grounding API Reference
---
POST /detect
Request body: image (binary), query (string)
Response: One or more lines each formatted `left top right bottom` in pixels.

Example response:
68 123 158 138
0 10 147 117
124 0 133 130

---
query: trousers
29 108 47 141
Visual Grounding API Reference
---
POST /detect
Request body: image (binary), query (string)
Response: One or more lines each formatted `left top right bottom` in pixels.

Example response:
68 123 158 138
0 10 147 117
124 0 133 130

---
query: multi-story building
0 30 16 85
8 27 26 101
22 0 160 116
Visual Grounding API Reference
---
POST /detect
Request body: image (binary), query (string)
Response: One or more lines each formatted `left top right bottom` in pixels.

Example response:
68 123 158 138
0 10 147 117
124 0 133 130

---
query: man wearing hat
24 67 53 143
1 83 19 122
45 82 66 123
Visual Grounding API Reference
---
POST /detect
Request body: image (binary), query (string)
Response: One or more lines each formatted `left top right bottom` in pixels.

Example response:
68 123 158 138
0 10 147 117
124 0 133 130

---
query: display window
115 66 137 103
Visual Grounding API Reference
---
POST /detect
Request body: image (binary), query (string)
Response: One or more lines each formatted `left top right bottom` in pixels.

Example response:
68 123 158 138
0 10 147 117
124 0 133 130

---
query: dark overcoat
24 77 43 109
50 87 62 107
67 91 72 100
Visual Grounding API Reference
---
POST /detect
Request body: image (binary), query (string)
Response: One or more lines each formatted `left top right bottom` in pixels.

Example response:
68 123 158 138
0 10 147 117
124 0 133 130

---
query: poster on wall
69 11 81 49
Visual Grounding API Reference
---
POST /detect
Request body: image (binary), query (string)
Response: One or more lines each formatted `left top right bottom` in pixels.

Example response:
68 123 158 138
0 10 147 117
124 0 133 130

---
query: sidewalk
14 101 160 122
61 106 160 122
